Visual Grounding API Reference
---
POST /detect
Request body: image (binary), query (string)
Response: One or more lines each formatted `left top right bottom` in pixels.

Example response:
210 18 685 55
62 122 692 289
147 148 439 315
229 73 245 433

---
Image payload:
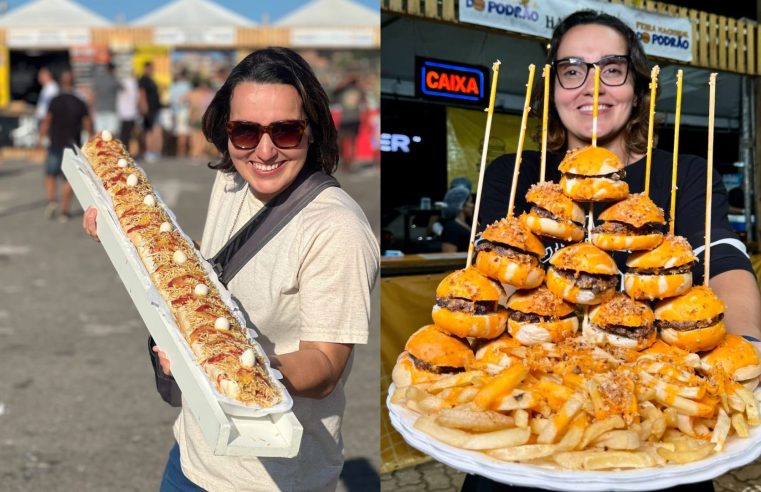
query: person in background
471 9 761 492
186 76 214 158
84 47 378 492
169 68 192 157
439 176 474 253
38 69 92 222
334 74 365 172
138 61 162 162
92 62 121 136
35 67 58 128
117 70 140 153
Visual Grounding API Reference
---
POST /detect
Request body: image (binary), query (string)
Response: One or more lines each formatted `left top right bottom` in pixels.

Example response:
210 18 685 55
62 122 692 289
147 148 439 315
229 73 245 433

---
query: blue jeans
160 442 206 492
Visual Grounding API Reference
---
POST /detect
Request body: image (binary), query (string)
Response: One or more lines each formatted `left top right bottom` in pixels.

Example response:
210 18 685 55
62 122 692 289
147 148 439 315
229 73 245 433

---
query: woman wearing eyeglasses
472 9 761 492
84 48 379 491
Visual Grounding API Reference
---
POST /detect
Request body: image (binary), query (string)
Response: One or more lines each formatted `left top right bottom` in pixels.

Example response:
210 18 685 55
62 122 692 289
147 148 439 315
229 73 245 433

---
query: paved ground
0 156 380 491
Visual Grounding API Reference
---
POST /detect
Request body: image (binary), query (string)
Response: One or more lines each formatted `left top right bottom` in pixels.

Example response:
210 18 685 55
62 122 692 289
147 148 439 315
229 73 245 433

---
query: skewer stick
704 73 717 285
467 60 501 268
507 64 536 218
645 66 660 197
592 65 600 147
540 64 550 182
669 70 683 236
586 203 594 242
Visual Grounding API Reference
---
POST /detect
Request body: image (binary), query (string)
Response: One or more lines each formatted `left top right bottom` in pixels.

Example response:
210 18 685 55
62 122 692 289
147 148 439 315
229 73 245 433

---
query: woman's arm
710 269 761 341
270 341 354 399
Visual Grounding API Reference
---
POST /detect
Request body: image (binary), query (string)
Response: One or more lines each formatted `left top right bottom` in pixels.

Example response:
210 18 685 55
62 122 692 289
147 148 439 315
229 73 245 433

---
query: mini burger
583 292 656 351
545 242 619 305
431 268 508 340
558 146 629 202
654 285 726 353
624 234 696 301
506 286 579 345
520 181 585 243
591 193 665 251
392 324 474 387
475 217 545 290
701 334 761 383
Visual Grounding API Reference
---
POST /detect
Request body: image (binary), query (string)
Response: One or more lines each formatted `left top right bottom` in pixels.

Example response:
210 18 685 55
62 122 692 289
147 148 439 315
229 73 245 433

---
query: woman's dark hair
532 10 654 155
203 47 339 174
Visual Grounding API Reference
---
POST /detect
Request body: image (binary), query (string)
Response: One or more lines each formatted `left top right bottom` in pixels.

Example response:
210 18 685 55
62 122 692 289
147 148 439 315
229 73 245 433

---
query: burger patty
409 352 465 375
563 170 626 181
655 313 724 331
553 268 618 294
508 309 575 324
594 322 653 341
475 240 541 266
436 297 498 315
530 206 584 226
627 262 694 275
591 221 659 235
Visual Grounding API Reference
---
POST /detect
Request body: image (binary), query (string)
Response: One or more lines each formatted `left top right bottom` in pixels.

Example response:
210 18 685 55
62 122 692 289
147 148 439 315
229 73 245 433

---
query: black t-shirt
441 219 471 252
138 75 161 115
478 149 752 284
47 93 89 151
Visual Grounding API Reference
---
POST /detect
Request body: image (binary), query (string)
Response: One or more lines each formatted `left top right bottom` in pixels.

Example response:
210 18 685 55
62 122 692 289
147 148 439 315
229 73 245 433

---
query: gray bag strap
211 169 339 286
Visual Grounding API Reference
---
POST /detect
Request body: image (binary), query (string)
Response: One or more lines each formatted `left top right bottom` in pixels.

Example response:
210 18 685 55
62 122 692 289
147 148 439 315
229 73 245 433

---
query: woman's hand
152 345 172 376
83 206 99 242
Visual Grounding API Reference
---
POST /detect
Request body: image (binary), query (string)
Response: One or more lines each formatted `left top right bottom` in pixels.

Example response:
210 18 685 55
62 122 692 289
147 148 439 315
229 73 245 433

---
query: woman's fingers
83 206 99 241
152 345 172 376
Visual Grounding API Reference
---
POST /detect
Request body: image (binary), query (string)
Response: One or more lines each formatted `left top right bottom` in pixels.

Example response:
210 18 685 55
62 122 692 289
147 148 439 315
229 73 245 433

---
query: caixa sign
415 57 488 106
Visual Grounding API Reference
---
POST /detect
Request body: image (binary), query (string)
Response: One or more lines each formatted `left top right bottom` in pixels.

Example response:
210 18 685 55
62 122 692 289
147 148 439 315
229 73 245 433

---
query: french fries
392 337 761 471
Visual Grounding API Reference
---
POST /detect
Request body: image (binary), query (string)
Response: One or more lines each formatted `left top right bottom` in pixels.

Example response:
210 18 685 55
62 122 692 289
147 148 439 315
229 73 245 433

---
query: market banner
446 106 540 187
460 0 693 62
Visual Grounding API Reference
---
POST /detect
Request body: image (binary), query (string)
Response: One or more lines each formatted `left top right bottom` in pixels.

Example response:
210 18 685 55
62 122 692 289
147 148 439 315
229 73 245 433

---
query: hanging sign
415 57 488 106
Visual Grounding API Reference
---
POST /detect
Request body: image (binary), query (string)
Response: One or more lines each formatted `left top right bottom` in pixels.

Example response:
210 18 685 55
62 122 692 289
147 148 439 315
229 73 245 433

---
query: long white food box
62 148 302 457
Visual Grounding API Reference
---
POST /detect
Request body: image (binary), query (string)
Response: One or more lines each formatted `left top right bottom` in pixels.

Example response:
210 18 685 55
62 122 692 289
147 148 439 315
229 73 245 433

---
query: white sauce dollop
117 158 128 168
194 283 208 297
214 317 230 331
172 250 187 265
143 194 155 207
126 174 138 187
101 130 112 142
159 221 172 233
240 348 256 368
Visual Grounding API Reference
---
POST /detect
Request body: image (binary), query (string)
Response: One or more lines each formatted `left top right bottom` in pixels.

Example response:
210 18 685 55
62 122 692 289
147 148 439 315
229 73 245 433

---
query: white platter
63 147 302 457
387 383 761 491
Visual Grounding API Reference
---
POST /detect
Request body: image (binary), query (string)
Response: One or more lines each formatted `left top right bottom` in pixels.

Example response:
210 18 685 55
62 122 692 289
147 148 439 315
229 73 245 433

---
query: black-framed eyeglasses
553 55 631 90
225 119 307 150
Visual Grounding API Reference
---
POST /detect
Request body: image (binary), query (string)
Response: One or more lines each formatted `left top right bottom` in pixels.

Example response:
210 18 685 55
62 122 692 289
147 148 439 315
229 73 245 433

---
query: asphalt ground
0 156 380 492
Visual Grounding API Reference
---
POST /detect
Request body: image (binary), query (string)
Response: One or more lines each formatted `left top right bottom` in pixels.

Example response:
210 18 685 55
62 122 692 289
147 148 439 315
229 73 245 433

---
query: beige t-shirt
174 170 379 492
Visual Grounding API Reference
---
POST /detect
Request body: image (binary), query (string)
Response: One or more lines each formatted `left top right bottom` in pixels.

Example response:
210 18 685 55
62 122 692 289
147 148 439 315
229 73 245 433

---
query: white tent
0 0 111 27
275 0 378 27
130 0 255 27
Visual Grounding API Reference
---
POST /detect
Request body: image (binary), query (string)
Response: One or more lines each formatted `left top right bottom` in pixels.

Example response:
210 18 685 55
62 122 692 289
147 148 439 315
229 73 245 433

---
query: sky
1 0 380 23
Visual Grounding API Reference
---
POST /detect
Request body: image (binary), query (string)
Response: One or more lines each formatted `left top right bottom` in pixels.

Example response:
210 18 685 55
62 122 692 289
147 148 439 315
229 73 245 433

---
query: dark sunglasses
225 119 307 150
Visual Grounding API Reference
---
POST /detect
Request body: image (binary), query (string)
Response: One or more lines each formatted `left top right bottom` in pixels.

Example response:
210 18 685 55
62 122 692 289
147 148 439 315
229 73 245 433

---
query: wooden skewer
507 64 536 218
586 203 594 242
540 64 550 183
704 73 717 285
592 64 600 147
467 60 501 268
645 66 660 197
669 69 683 236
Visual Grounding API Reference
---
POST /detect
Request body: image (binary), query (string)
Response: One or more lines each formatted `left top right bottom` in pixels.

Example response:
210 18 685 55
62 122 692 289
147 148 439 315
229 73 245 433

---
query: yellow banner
133 46 172 106
0 46 8 108
446 106 540 187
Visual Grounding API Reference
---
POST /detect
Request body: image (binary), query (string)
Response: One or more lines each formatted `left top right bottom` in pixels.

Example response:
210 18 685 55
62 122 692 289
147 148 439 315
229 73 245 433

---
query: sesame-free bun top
701 334 761 380
558 146 624 176
507 286 576 318
549 242 619 275
598 193 666 228
590 292 654 327
405 324 474 368
481 216 546 258
654 285 725 322
626 234 696 270
436 267 505 302
525 182 585 224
